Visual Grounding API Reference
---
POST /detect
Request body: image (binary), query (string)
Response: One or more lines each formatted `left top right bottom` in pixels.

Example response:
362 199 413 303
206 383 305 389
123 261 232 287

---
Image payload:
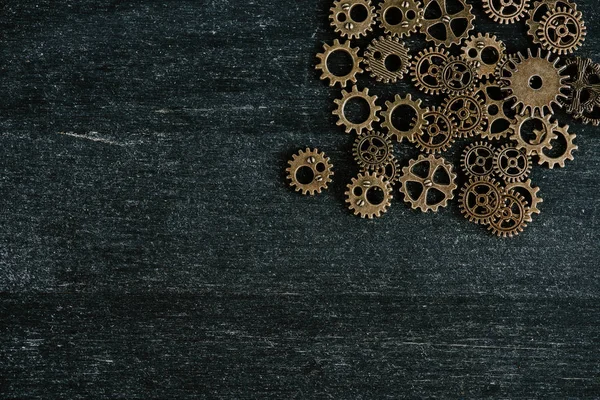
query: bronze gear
415 106 457 154
488 191 531 238
574 107 600 126
493 144 532 183
381 94 427 143
330 0 376 39
459 177 504 225
482 0 531 24
411 46 451 95
511 112 558 156
353 131 394 170
377 0 423 38
474 82 515 140
494 54 519 87
364 36 411 83
503 48 568 116
345 172 393 219
286 148 334 195
442 94 487 138
333 86 381 134
368 156 401 185
437 56 479 96
399 154 457 213
536 122 577 168
461 141 496 179
461 33 507 80
315 40 363 88
537 7 586 55
527 0 578 45
505 179 542 218
420 0 475 47
561 57 600 116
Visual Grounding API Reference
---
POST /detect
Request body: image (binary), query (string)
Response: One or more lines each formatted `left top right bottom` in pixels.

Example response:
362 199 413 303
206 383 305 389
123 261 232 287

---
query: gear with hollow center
511 112 558 156
286 148 334 195
537 7 586 55
377 0 423 38
488 191 531 237
353 131 394 170
315 40 363 88
381 94 427 143
527 0 578 45
561 57 600 116
414 106 457 154
459 177 504 225
364 36 411 84
437 56 479 96
505 179 542 219
420 0 475 47
330 0 376 39
474 82 515 141
493 144 532 183
333 86 381 134
462 33 507 80
483 0 531 24
345 172 393 219
536 122 577 168
461 141 496 178
442 94 487 138
411 46 451 95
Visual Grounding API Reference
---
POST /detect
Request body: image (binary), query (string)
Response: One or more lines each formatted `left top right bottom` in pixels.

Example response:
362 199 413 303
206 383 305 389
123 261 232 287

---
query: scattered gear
505 179 543 218
483 0 531 24
286 148 334 195
461 141 496 179
411 46 451 95
493 144 532 183
364 36 411 83
537 7 586 55
561 57 600 116
462 33 507 80
527 0 578 45
414 106 457 154
536 122 577 168
442 94 487 138
420 0 475 47
353 131 394 170
377 0 423 38
489 191 531 237
345 172 393 218
474 82 515 140
511 112 558 156
438 56 479 96
381 94 427 143
315 40 363 88
333 86 381 134
459 177 504 225
370 156 401 185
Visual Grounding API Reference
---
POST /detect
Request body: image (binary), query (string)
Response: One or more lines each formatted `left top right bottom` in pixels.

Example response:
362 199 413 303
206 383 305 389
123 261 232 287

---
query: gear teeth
421 0 475 47
345 172 393 219
411 46 451 95
286 148 334 196
353 131 394 170
329 0 376 40
461 141 496 178
527 0 579 45
483 0 531 24
506 179 543 219
437 56 480 96
381 94 427 143
488 190 531 238
461 33 507 80
414 106 458 155
333 86 381 134
377 0 423 38
537 7 586 55
493 144 532 184
536 123 577 169
459 177 504 225
442 93 487 138
315 40 363 88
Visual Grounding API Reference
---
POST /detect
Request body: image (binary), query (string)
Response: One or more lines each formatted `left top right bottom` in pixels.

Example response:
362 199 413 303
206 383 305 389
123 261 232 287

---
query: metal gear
537 7 586 55
414 106 457 154
575 106 600 126
420 0 475 47
399 154 457 213
483 0 531 24
536 122 577 168
437 56 479 96
315 40 363 88
368 156 401 185
411 46 451 95
505 179 542 218
461 141 496 179
493 144 532 183
511 112 558 156
333 86 381 134
474 82 515 140
377 0 423 38
527 0 578 45
345 172 393 219
364 36 411 84
461 33 507 80
494 54 519 87
442 94 487 138
330 0 376 39
286 148 334 195
560 57 600 116
488 190 531 238
381 94 427 143
353 131 394 170
459 177 504 225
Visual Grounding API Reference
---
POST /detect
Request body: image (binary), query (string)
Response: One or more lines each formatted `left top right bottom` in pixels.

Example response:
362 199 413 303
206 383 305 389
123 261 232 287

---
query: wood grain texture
0 0 598 398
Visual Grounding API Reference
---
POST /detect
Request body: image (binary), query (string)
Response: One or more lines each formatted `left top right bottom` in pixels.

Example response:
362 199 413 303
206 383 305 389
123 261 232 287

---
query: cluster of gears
287 0 594 237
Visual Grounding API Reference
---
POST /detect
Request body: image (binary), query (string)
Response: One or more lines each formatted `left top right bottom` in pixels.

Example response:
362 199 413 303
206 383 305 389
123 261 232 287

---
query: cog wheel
353 131 394 170
493 144 532 183
368 156 401 185
377 0 423 38
345 172 393 219
536 122 577 168
364 36 411 84
461 141 496 179
537 7 586 55
474 82 516 140
462 33 507 80
421 0 475 47
459 177 504 225
494 54 519 87
527 0 578 45
505 179 542 218
330 0 376 39
560 57 600 116
483 0 531 24
503 48 568 116
411 46 451 95
381 94 427 143
511 112 558 156
437 56 479 96
399 154 457 213
333 86 381 134
315 40 363 88
442 94 487 138
488 191 531 238
575 106 600 126
286 148 334 195
414 106 457 154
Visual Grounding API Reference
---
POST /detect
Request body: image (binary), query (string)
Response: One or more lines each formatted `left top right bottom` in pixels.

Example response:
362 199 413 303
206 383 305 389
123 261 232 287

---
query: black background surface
1 0 599 398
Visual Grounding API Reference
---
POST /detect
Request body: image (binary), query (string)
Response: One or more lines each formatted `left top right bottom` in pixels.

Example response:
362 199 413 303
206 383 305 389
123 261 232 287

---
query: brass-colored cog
367 156 401 186
462 33 507 80
421 0 475 47
333 86 381 134
442 93 487 138
527 0 578 45
330 0 376 39
493 144 532 183
483 0 531 24
377 0 423 38
536 122 577 168
488 190 531 238
315 40 363 88
474 82 516 140
381 94 427 143
459 177 504 225
494 54 519 87
411 46 451 95
511 112 558 156
414 106 457 154
353 131 394 170
561 57 600 116
537 7 586 55
364 36 411 84
437 56 479 96
461 141 496 179
345 172 393 219
286 148 334 195
505 179 542 218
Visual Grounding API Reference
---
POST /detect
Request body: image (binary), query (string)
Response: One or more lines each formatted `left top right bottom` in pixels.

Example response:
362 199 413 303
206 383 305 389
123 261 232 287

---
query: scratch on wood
58 131 125 147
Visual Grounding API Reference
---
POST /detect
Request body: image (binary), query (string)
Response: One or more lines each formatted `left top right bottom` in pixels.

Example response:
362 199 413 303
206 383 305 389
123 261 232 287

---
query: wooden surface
1 0 599 398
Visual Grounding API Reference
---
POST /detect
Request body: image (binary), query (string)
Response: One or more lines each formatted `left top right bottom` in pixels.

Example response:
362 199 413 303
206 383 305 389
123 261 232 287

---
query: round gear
494 54 519 87
488 190 531 238
493 144 532 183
381 94 427 143
483 0 531 24
420 0 475 47
333 86 381 134
505 179 542 218
414 107 457 154
474 82 515 140
511 112 558 156
461 33 507 80
364 36 411 84
377 0 423 38
315 40 363 88
411 46 451 95
527 0 578 45
286 148 334 195
537 7 586 55
561 57 600 116
353 131 394 170
345 172 393 219
399 154 457 213
461 141 496 179
536 122 577 168
437 56 479 96
330 0 376 39
575 107 600 126
442 94 487 138
368 156 401 186
459 177 504 225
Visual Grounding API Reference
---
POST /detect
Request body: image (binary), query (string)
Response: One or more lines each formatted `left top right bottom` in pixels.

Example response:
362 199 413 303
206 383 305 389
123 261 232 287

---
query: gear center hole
326 49 354 77
384 7 403 25
296 166 315 185
529 75 543 90
391 105 418 132
350 4 368 23
384 54 403 72
481 47 499 65
344 97 371 124
366 186 385 205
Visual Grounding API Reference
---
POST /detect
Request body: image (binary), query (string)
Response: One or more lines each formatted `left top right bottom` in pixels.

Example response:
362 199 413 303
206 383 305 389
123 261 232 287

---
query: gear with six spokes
443 94 487 138
527 0 578 45
411 46 451 95
414 106 458 154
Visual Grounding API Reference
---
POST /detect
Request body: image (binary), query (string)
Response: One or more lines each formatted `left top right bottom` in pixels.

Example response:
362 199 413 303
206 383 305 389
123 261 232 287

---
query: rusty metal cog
345 172 393 219
330 0 376 39
537 7 586 55
353 131 394 170
536 122 577 168
414 106 457 154
494 53 519 87
437 56 479 96
511 112 558 156
286 148 334 195
527 0 578 45
421 0 475 47
488 190 531 237
561 57 600 116
364 36 411 83
462 33 506 80
333 86 381 134
368 156 401 185
493 144 532 183
411 46 451 95
381 94 427 143
315 40 363 88
483 0 531 24
505 179 542 218
459 177 504 225
461 141 496 178
474 82 515 140
442 94 487 138
377 0 423 38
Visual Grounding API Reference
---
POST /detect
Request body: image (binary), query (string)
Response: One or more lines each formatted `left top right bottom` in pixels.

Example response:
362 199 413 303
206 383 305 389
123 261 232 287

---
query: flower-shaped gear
330 0 376 39
411 46 451 95
315 40 363 88
506 179 542 218
561 57 600 116
286 148 334 195
345 172 393 219
527 0 578 45
511 112 558 156
461 33 507 80
488 191 531 238
537 7 586 55
414 107 457 154
474 82 516 140
377 0 423 38
437 56 479 96
536 122 577 168
459 177 504 225
381 94 427 143
368 156 401 186
483 0 531 24
364 36 411 84
494 54 519 87
493 144 532 183
353 131 394 170
503 48 568 116
420 0 475 47
399 154 457 213
461 141 496 179
442 94 487 138
333 86 381 134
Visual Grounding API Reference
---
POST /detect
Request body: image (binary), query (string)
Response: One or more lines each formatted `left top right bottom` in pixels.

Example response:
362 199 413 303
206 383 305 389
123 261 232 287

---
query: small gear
488 190 531 238
494 54 519 87
461 33 507 80
527 0 578 45
333 86 381 134
286 148 334 195
330 0 376 39
537 7 586 55
353 131 394 170
575 107 600 126
414 106 457 154
493 144 532 183
377 0 423 38
381 94 427 143
461 141 496 179
560 57 600 116
437 56 479 96
420 0 475 47
364 36 411 83
315 40 363 88
459 177 504 225
536 122 577 168
505 179 542 218
442 94 487 138
511 112 558 156
345 172 393 219
369 156 401 185
483 0 531 24
474 82 515 140
411 46 451 95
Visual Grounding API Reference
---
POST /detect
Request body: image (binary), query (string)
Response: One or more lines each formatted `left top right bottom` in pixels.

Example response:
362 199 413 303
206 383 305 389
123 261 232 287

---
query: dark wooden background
0 0 598 398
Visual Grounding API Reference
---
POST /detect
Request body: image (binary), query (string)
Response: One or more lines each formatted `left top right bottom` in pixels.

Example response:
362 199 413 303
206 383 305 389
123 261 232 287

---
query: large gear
560 57 600 116
537 7 586 55
505 179 542 218
411 46 451 95
353 131 394 170
315 40 363 88
474 82 515 140
381 94 427 143
377 0 423 38
461 141 496 179
461 33 506 80
420 0 475 47
345 172 393 219
483 0 531 24
493 144 532 183
330 0 376 39
527 0 578 45
437 56 479 96
442 94 487 138
459 177 504 225
364 36 411 84
488 191 531 237
536 122 577 168
286 148 334 195
414 106 457 154
333 86 381 134
399 154 457 213
511 112 558 156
